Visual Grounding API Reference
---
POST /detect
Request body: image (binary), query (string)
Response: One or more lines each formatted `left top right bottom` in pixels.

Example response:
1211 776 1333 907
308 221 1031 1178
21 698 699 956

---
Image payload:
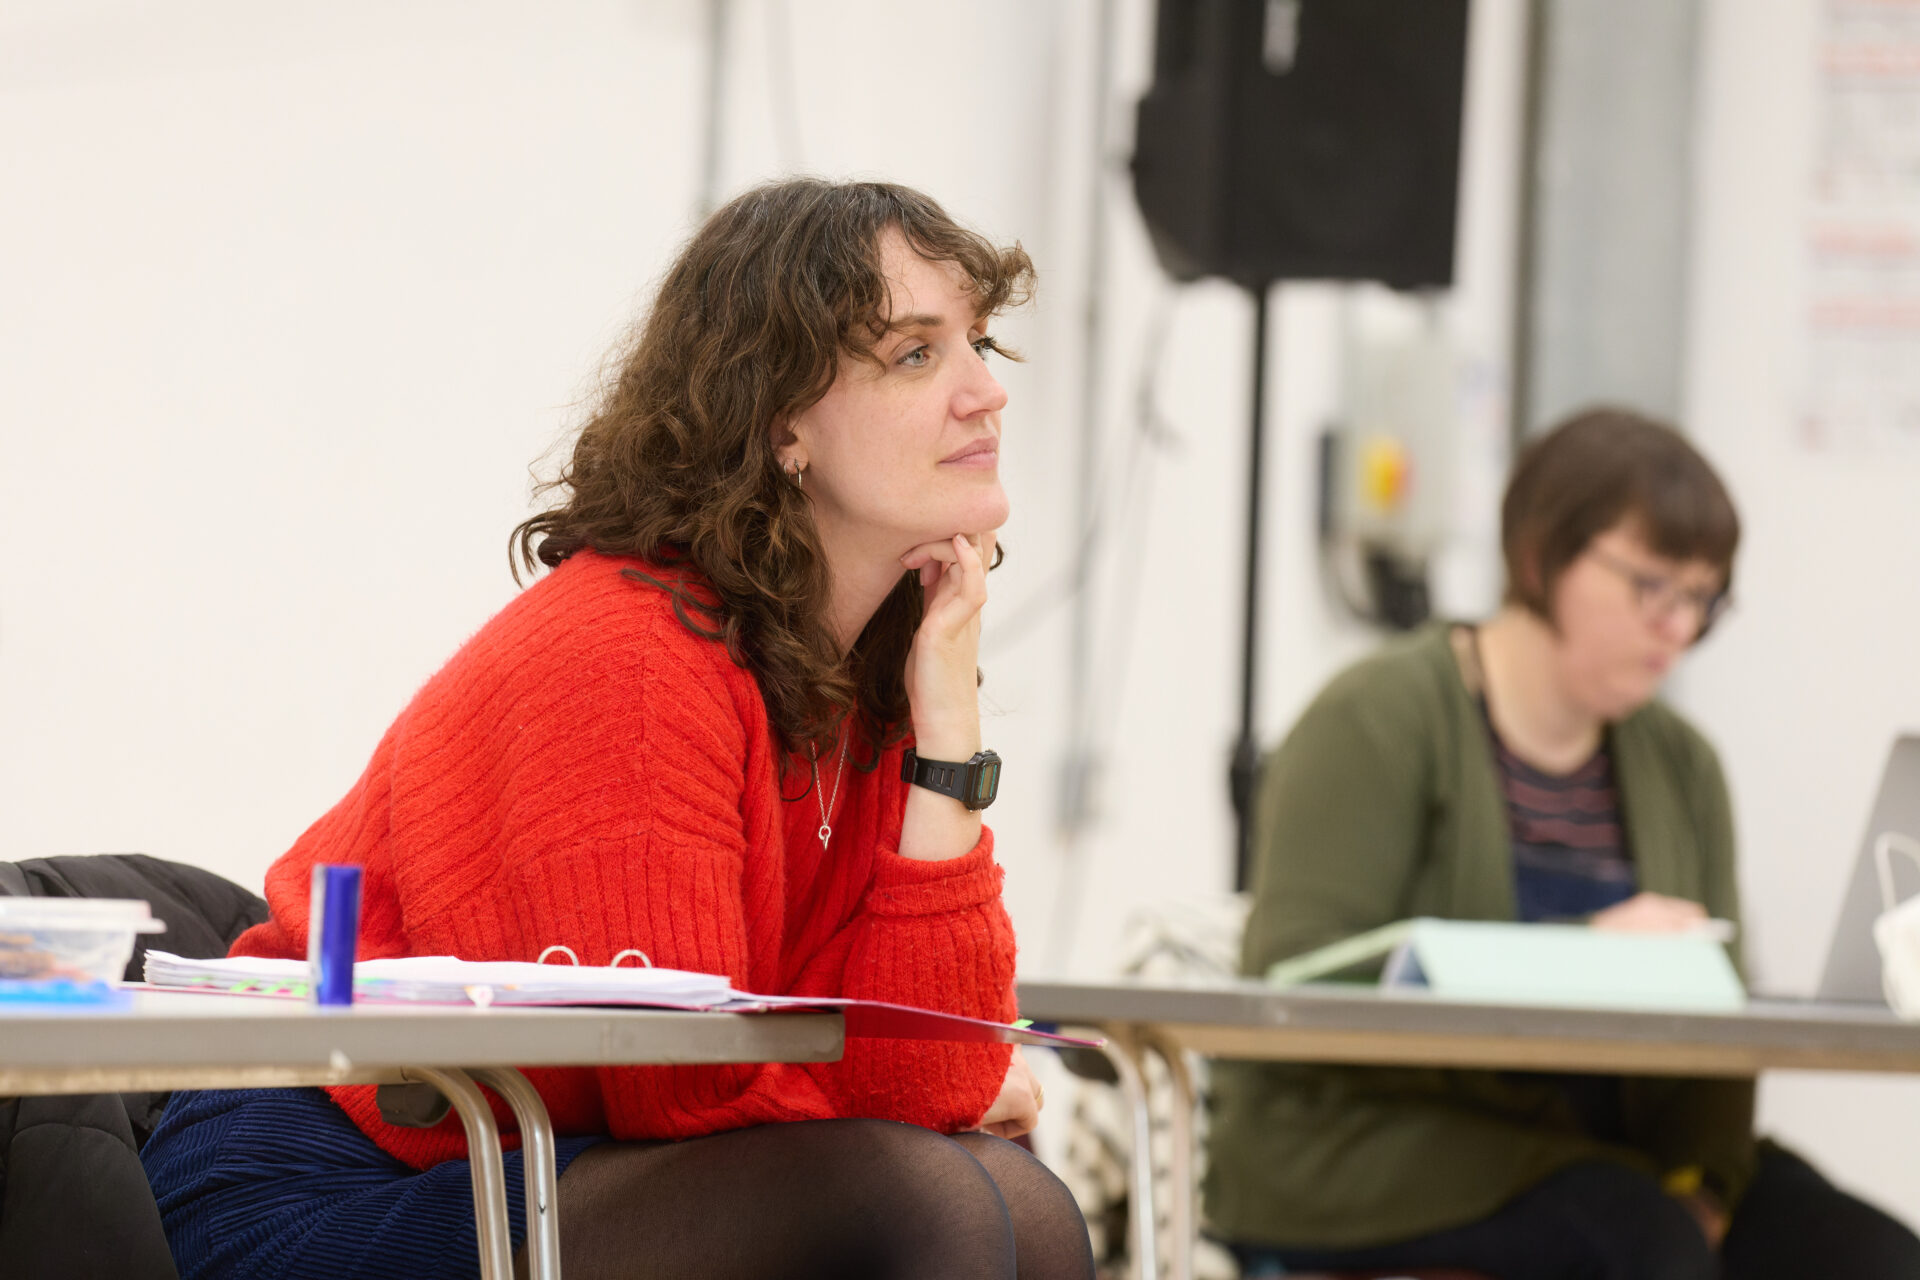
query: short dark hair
1502 407 1740 619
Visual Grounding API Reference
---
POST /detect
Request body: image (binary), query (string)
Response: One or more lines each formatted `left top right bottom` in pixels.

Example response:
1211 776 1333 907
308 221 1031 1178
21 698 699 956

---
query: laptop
1815 735 1920 1005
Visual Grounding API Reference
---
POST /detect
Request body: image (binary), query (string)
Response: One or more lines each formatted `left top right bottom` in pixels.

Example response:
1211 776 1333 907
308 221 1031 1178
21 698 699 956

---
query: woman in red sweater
142 179 1095 1279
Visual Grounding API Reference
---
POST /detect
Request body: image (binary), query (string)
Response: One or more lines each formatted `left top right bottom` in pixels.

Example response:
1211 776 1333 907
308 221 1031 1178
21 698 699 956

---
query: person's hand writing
898 531 996 761
974 1046 1042 1141
1588 892 1708 934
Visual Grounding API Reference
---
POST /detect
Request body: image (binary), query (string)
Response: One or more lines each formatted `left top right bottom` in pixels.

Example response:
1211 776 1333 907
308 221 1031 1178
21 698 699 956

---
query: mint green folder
1261 919 1418 987
1267 918 1746 1014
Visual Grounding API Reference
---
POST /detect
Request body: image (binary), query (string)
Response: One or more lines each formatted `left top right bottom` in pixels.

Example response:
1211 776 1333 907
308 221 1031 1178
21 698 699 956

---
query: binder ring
610 948 653 969
536 945 581 966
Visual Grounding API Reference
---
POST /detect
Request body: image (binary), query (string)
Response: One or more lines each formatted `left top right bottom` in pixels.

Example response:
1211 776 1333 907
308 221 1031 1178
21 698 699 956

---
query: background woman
142 179 1095 1280
1207 408 1920 1279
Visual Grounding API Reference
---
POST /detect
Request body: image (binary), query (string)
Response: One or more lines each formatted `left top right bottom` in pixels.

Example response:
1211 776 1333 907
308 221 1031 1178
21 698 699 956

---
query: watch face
970 755 1001 805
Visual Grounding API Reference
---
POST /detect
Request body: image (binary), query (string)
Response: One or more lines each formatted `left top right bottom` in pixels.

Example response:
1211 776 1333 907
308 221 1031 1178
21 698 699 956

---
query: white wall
2 0 707 880
1676 0 1920 1228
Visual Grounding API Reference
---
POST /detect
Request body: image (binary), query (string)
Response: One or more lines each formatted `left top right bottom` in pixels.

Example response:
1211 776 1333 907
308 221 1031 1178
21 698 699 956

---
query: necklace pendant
811 731 849 853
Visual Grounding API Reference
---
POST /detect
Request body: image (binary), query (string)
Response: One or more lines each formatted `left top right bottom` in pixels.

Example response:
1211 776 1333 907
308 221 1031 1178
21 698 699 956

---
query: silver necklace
811 732 851 850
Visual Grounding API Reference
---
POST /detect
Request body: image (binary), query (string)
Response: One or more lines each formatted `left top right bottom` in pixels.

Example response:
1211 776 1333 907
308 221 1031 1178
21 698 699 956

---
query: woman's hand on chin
899 532 995 760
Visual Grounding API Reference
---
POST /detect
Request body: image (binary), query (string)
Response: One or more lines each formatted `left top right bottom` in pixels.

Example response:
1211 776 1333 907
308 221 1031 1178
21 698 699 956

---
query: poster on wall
1802 0 1920 455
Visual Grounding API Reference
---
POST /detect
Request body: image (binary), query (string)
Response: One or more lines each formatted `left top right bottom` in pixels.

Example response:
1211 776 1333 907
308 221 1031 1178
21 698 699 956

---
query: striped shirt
1488 724 1637 923
1484 703 1639 1142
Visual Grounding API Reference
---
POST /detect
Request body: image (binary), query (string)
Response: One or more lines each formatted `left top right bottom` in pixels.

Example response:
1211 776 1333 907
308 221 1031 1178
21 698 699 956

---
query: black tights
517 1119 1095 1280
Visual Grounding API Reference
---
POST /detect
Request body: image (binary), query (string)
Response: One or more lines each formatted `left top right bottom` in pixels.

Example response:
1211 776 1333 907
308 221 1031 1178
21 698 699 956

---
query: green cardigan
1204 623 1756 1249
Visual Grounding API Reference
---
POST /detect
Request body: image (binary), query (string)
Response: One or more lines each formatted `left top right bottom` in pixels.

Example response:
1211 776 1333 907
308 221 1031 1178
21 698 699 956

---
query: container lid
0 897 167 933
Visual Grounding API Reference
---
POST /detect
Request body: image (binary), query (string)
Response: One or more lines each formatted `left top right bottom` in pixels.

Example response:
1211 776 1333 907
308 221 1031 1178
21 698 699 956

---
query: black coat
0 854 268 1280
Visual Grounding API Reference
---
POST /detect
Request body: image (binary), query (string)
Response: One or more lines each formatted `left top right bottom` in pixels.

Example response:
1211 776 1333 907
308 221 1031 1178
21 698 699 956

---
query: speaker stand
1230 283 1272 893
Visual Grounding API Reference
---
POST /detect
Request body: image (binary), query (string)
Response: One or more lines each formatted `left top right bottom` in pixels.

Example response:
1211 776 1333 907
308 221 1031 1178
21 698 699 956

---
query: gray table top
0 988 845 1095
1015 977 1920 1076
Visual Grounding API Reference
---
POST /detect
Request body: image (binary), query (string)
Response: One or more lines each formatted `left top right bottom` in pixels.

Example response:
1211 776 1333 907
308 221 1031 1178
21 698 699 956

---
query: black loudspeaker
1132 0 1471 291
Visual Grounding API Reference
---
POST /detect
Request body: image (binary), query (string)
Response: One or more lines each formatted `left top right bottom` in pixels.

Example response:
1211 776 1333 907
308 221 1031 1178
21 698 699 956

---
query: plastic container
0 897 167 986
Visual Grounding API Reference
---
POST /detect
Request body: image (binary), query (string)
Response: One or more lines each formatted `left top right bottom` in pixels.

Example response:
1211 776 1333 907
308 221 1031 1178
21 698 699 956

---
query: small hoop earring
784 459 805 490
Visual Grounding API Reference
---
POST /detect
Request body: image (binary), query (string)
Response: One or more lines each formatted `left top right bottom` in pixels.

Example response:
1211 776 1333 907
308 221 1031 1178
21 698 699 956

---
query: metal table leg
1099 1032 1160 1280
409 1067 514 1280
1143 1035 1198 1280
473 1067 563 1280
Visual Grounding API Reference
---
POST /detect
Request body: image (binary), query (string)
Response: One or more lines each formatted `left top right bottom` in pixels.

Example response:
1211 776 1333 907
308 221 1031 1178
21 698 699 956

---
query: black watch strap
901 748 1001 811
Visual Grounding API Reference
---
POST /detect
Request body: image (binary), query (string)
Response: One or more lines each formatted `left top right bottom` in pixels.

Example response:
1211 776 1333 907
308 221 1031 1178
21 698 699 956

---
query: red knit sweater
231 550 1017 1169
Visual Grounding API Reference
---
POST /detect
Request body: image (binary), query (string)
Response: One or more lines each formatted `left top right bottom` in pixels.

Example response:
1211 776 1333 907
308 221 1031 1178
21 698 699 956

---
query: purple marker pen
307 864 363 1006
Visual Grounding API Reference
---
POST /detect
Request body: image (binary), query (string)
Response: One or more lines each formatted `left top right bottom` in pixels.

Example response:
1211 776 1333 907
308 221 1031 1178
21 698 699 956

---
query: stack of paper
143 951 735 1007
141 951 1105 1048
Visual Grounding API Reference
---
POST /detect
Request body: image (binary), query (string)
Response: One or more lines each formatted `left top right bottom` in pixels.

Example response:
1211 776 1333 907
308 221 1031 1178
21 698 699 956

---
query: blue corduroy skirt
142 1087 603 1280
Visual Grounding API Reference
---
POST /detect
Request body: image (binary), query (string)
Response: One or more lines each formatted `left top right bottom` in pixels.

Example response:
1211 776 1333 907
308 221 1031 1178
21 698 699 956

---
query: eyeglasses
1586 546 1731 639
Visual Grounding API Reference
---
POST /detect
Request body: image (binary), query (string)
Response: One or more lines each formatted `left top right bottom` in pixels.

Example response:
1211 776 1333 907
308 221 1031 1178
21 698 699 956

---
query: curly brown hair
511 178 1035 767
